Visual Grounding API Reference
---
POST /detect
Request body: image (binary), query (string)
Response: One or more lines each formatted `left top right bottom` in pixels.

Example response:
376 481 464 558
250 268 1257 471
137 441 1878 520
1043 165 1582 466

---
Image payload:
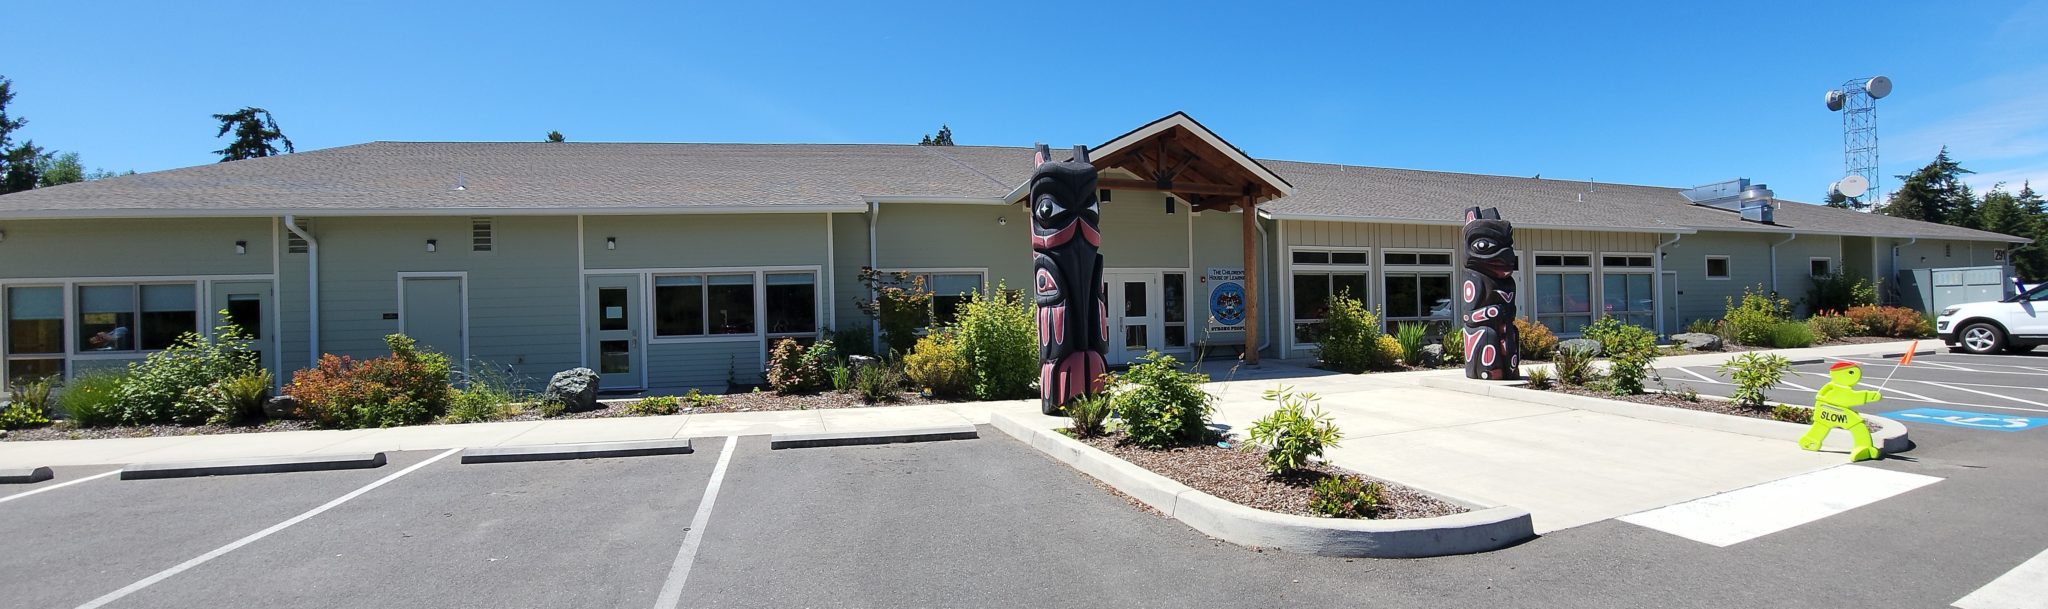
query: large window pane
1163 274 1186 324
928 273 980 326
78 285 135 352
1293 274 1330 320
6 287 62 355
1603 274 1628 314
6 358 62 385
765 272 816 335
1420 274 1453 319
1331 273 1368 303
1385 275 1420 318
654 276 703 336
1536 274 1563 313
707 274 755 334
140 284 197 350
1563 274 1591 313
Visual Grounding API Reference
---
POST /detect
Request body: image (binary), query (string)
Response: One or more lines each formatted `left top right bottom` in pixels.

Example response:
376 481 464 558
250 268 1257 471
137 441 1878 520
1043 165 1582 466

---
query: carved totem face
1463 208 1517 279
1030 157 1106 413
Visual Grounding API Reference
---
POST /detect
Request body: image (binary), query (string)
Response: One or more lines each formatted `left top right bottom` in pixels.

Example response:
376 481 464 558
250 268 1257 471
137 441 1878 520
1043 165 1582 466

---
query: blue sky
8 1 2047 203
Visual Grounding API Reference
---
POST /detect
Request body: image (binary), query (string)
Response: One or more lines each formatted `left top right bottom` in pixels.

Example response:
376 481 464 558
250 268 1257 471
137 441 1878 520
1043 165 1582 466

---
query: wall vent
472 217 494 252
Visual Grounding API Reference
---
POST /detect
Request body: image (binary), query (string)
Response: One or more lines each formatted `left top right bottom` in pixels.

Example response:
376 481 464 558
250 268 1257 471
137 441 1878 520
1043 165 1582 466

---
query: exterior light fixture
235 240 247 255
606 237 617 250
426 239 438 253
1166 195 1176 215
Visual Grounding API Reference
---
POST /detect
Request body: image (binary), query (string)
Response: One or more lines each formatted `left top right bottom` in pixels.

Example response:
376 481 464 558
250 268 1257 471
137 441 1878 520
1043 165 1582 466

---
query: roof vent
1681 178 1775 224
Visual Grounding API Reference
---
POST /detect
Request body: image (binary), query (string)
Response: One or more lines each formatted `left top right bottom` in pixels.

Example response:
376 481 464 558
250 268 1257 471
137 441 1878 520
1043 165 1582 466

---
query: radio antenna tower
1824 76 1893 211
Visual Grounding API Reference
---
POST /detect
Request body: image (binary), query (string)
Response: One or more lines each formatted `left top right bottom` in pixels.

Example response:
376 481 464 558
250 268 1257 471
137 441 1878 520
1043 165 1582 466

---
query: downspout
1253 215 1272 355
1769 233 1798 294
867 201 880 351
1654 233 1683 338
282 215 318 367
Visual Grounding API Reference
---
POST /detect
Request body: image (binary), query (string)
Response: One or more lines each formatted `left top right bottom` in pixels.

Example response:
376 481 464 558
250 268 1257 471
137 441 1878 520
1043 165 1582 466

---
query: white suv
1938 283 2048 354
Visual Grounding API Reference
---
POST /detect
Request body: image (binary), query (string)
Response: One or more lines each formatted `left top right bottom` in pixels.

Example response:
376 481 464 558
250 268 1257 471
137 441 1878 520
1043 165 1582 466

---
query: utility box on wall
1894 265 2010 313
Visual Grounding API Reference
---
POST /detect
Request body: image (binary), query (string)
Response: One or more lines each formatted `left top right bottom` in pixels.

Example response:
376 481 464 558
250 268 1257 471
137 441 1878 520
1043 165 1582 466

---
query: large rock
1557 338 1603 357
263 395 301 420
544 368 602 413
1418 344 1446 367
1673 332 1724 351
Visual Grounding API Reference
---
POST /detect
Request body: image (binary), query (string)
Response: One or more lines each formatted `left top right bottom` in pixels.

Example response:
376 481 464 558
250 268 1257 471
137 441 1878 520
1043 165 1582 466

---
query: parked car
1937 282 2048 354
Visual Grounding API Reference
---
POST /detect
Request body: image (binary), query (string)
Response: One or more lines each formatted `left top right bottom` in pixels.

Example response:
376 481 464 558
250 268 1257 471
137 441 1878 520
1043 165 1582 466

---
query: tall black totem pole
1031 144 1107 415
1460 207 1521 380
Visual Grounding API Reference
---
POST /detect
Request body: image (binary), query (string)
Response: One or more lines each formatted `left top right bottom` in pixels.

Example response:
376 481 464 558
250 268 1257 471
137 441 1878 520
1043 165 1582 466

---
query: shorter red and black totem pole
1032 144 1107 415
1460 207 1521 380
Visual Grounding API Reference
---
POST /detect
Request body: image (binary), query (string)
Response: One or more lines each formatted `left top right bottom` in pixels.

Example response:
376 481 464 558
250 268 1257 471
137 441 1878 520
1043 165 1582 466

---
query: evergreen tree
1977 187 2046 281
1823 189 1853 209
211 107 295 162
545 130 565 143
1879 146 1976 227
0 74 35 195
918 124 954 146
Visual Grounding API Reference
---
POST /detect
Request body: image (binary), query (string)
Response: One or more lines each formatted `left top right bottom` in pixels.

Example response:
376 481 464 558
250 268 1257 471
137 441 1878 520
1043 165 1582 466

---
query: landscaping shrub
1108 351 1215 448
445 362 534 423
953 285 1038 399
1717 352 1792 409
1372 334 1405 369
57 371 126 428
1 376 55 430
118 317 261 425
1516 318 1558 360
184 369 273 425
1524 366 1554 389
1766 321 1817 349
626 395 681 416
683 388 722 409
1310 475 1385 519
288 334 454 429
766 338 828 395
1061 393 1113 439
1551 341 1596 386
1806 313 1867 343
1770 404 1812 424
1247 386 1343 474
1314 294 1396 373
852 361 906 404
903 331 972 398
1723 285 1792 346
1683 318 1720 335
828 363 853 392
1584 317 1658 395
855 268 932 356
1845 305 1934 338
1393 322 1429 366
1808 272 1878 314
1441 331 1465 365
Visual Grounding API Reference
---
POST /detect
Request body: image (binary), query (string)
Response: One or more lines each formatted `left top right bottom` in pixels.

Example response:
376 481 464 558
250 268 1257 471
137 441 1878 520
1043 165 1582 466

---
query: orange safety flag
1898 340 1918 367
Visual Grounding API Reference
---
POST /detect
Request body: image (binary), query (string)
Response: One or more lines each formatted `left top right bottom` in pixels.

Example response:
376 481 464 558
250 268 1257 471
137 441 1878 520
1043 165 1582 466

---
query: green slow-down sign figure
1798 361 1883 462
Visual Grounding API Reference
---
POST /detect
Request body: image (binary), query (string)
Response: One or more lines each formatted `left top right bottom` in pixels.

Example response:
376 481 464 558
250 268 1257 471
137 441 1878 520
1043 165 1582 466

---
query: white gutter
282 215 319 366
1259 211 1698 236
0 204 868 220
1653 233 1683 338
1769 233 1798 293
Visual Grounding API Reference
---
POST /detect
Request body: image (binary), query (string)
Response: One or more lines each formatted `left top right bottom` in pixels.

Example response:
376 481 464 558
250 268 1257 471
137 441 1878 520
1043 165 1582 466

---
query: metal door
401 276 467 365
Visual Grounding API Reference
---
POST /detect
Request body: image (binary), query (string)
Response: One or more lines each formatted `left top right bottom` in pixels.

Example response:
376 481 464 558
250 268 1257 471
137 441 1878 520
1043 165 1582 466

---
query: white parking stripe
1954 547 2048 609
653 435 738 609
1780 380 1816 392
1917 361 1981 372
1916 381 2048 408
1619 465 1941 547
1673 367 1722 384
75 448 459 609
0 469 119 505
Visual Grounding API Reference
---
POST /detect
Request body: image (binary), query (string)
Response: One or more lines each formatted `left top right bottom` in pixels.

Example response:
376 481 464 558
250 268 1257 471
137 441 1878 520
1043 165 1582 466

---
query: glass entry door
1105 272 1162 366
586 275 640 389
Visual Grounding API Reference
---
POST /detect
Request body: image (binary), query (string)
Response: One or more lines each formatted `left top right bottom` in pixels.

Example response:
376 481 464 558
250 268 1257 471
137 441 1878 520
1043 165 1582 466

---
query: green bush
2 376 56 430
828 363 853 392
1717 352 1792 409
1441 331 1465 365
1061 393 1113 438
852 362 906 404
1806 313 1866 343
185 369 273 426
1314 294 1396 373
683 388 721 409
1845 305 1934 338
1247 386 1344 474
288 334 454 429
1808 272 1878 314
903 332 973 398
445 363 534 423
953 285 1038 400
1767 321 1817 349
1683 318 1720 335
1108 351 1215 448
626 395 681 416
1516 318 1558 360
765 338 828 395
58 372 127 428
1310 475 1385 519
1585 317 1658 395
1393 322 1429 366
1524 366 1554 389
1770 404 1812 424
855 268 932 356
118 316 262 425
1551 342 1596 386
1723 285 1792 347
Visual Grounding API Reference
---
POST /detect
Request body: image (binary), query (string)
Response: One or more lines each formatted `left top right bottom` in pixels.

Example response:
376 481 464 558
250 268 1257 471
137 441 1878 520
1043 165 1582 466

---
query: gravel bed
1 419 315 442
1077 432 1466 521
1536 384 1881 430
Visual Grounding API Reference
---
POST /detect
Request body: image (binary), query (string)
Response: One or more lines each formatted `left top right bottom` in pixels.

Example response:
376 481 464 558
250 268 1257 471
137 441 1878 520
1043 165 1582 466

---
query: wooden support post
1241 195 1260 366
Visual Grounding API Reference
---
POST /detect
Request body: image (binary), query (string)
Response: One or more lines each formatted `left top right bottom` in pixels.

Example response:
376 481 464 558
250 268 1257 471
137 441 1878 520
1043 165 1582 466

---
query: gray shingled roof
0 141 2023 243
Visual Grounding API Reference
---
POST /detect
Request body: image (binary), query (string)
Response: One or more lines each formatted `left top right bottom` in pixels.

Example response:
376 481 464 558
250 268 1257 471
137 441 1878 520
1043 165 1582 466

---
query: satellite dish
1866 76 1892 99
1837 175 1869 198
1825 89 1846 111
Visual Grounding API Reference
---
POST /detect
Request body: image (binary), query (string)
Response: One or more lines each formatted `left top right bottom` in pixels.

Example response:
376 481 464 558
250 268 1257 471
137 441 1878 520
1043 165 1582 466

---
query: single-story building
0 112 2026 391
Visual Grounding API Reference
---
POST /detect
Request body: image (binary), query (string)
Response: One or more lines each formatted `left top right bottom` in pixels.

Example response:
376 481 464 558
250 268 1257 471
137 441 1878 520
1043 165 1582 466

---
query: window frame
644 266 824 345
1534 251 1597 336
74 281 201 355
1162 270 1190 351
1704 255 1732 280
875 267 990 331
1598 252 1657 330
1379 248 1457 333
2 274 278 386
1287 246 1374 347
1809 257 1832 278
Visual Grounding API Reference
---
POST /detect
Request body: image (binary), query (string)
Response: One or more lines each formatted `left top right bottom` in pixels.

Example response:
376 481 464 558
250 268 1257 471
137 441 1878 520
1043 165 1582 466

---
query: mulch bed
2 419 315 442
1534 384 1880 431
1076 431 1466 520
601 389 953 414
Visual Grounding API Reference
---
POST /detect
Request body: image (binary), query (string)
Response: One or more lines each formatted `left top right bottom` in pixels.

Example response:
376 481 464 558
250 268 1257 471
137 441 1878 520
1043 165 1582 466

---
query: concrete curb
0 466 53 484
461 438 695 464
1418 377 1913 455
990 412 1535 558
769 424 979 449
121 453 387 480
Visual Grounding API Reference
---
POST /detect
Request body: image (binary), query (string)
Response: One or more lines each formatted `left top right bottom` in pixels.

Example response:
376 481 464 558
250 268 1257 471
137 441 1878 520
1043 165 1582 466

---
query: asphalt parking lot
2 422 2045 608
1657 349 2048 432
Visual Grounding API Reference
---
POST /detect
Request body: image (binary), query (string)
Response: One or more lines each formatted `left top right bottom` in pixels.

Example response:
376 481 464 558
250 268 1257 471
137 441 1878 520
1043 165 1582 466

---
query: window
653 271 818 339
1810 258 1832 278
1384 252 1453 266
706 274 754 335
1602 255 1654 268
1382 250 1455 334
6 287 64 384
1602 273 1654 330
1163 272 1187 348
764 273 817 336
1705 256 1731 280
653 277 701 336
76 283 196 352
471 218 494 252
1536 254 1594 335
924 273 983 327
1290 248 1371 345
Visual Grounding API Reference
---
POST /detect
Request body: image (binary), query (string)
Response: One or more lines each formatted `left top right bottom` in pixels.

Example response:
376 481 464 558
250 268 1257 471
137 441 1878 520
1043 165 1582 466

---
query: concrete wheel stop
461 438 696 464
122 453 388 480
1 466 55 484
769 424 980 449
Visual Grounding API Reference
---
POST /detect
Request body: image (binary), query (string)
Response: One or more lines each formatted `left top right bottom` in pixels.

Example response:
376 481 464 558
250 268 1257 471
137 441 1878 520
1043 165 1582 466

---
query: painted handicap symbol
1882 408 2048 432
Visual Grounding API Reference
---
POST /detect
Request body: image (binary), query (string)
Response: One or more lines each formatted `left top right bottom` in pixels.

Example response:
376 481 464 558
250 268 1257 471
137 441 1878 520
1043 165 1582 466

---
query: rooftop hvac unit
1680 178 1775 224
